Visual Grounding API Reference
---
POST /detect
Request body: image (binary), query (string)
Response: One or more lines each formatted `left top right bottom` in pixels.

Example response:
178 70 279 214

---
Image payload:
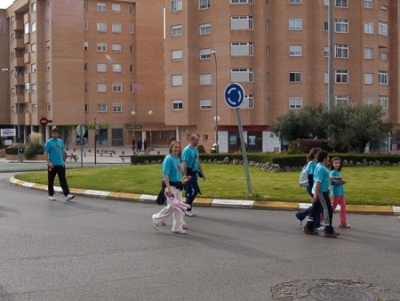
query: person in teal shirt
303 150 339 238
44 128 74 202
330 157 350 228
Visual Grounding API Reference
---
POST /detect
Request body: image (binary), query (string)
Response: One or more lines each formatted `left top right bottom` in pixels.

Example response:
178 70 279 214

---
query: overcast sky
0 0 14 9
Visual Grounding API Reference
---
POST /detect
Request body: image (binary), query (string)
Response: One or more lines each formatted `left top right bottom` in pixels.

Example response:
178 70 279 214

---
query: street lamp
148 110 153 146
131 110 136 138
2 67 22 162
211 51 218 152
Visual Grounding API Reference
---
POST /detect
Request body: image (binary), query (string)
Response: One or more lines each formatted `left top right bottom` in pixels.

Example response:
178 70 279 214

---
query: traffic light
40 117 48 126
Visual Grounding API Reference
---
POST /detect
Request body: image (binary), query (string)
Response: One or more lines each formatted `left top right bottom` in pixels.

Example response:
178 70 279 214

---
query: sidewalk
3 146 400 216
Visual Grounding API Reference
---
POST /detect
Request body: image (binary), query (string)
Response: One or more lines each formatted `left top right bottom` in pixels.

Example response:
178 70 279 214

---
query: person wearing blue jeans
182 134 206 217
303 150 339 238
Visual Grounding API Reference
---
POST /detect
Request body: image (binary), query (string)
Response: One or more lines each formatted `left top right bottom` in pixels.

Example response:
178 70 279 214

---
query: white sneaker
316 226 325 231
65 194 75 201
186 210 196 217
172 229 186 234
48 196 56 201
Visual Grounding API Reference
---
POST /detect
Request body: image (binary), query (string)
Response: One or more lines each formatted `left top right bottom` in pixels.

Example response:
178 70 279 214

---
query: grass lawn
14 164 400 206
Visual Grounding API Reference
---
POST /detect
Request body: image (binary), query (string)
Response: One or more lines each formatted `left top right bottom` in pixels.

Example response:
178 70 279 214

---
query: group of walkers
43 128 349 238
295 147 351 238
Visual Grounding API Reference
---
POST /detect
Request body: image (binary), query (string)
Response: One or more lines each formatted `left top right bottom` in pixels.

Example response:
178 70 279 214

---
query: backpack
299 166 309 187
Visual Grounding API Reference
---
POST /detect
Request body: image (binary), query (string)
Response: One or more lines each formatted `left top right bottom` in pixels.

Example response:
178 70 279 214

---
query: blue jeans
184 177 199 211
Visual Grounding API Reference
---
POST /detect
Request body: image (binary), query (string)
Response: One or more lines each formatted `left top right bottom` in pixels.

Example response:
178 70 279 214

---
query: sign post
224 83 252 196
76 125 86 168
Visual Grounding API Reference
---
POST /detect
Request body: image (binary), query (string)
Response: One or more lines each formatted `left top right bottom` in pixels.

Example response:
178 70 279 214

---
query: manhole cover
307 285 379 301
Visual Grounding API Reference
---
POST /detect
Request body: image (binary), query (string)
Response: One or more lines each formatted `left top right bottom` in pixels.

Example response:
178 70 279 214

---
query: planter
6 154 23 161
24 153 47 161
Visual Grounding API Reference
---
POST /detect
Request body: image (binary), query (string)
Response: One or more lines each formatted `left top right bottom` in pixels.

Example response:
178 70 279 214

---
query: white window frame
97 22 107 32
172 100 183 111
378 22 388 36
289 45 302 57
112 103 122 112
199 48 211 60
46 40 50 50
172 25 182 36
97 63 107 72
335 0 348 8
364 98 374 105
335 70 349 83
97 3 106 11
112 23 121 33
289 18 302 30
46 82 50 91
231 0 253 3
172 74 183 86
241 94 254 109
84 21 88 31
112 83 122 93
111 4 121 12
230 69 254 82
129 25 134 34
25 82 30 94
172 49 183 61
381 52 388 60
98 104 107 112
364 73 373 84
289 97 302 109
97 84 107 93
31 83 36 93
200 99 212 110
199 23 211 35
200 74 212 85
335 44 349 58
46 61 50 71
335 95 348 105
112 44 121 53
379 95 388 109
231 42 254 56
199 0 211 10
112 64 122 72
31 43 36 53
289 72 302 83
289 0 301 4
364 0 372 9
335 19 348 33
231 16 253 30
364 47 373 59
378 71 388 84
171 0 182 11
31 63 36 73
364 22 374 34
97 42 107 52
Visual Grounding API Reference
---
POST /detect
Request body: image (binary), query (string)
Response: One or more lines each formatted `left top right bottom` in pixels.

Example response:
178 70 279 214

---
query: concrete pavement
2 145 400 216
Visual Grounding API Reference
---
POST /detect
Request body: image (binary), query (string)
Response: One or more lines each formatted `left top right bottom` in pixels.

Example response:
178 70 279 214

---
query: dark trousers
48 164 70 197
184 177 199 211
296 204 322 228
305 191 334 233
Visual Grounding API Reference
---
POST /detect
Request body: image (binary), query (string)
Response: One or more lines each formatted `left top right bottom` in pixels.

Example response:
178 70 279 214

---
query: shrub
0 138 4 150
24 132 44 159
197 144 206 154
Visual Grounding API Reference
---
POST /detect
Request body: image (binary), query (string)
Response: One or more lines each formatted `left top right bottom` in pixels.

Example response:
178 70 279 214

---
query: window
199 48 211 60
46 40 50 50
381 52 388 60
172 100 183 110
31 63 36 73
242 95 254 109
130 5 134 13
129 25 134 34
266 45 270 57
266 19 270 31
203 134 208 141
289 18 302 30
365 73 373 84
231 69 254 82
171 0 182 11
364 47 373 59
31 104 37 114
200 99 212 110
364 22 373 34
231 0 253 3
31 22 36 32
130 84 135 93
130 65 134 73
324 46 329 57
46 0 50 8
289 0 301 3
97 42 107 52
364 0 372 8
98 104 107 112
46 82 50 91
112 4 121 12
112 44 121 53
32 84 36 92
112 64 122 72
84 103 89 112
379 71 388 84
200 74 211 85
97 22 107 32
97 63 107 72
112 23 121 33
379 95 388 109
199 23 211 35
84 42 88 51
45 20 49 29
231 42 253 56
24 23 30 34
289 72 302 83
336 95 348 105
47 103 51 112
84 21 88 30
378 22 388 36
335 19 348 33
46 61 50 71
172 49 183 61
336 70 349 83
112 83 122 93
10 33 15 41
381 5 388 11
112 104 122 112
97 3 106 11
97 84 107 92
289 45 302 56
172 74 183 86
84 1 87 10
364 98 374 105
130 45 134 53
11 52 14 60
31 2 36 12
31 43 36 53
335 0 347 7
335 44 348 58
172 25 182 36
231 16 253 30
289 97 302 109
85 83 89 92
25 82 30 93
199 0 211 9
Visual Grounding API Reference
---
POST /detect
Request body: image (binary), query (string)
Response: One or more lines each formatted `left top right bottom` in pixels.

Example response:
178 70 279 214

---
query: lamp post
2 68 22 162
148 110 153 146
131 110 136 138
211 51 218 153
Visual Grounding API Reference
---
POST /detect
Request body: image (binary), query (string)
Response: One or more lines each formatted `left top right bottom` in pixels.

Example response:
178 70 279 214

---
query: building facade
1 0 399 152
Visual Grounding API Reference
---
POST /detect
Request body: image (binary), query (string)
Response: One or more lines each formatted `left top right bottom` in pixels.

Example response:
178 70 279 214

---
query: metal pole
236 108 252 196
14 71 21 162
328 0 334 113
94 118 97 165
212 51 218 152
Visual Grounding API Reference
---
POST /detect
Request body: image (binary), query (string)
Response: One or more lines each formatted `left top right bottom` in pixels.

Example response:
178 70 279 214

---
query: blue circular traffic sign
224 83 245 109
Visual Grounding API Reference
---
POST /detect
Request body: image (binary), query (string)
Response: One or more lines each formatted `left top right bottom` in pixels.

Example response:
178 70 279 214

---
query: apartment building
0 0 167 149
164 0 399 152
1 0 399 152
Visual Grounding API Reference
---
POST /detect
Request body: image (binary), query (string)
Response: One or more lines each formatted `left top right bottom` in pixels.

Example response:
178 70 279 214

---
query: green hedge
5 146 25 155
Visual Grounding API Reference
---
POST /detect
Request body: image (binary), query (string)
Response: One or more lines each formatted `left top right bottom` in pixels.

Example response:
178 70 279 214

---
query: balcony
12 38 24 49
11 19 24 31
14 56 25 67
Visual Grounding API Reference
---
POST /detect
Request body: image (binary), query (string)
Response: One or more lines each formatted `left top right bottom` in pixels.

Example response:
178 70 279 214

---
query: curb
9 177 400 216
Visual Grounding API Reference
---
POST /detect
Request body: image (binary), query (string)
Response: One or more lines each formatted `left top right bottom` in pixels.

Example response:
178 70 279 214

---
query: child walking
330 157 351 228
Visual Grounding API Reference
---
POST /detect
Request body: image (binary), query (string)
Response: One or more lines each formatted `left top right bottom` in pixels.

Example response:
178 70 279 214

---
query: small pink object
161 221 166 226
182 222 188 229
166 196 191 214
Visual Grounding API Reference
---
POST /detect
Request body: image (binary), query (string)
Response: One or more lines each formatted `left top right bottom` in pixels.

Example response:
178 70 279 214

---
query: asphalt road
1 172 400 301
